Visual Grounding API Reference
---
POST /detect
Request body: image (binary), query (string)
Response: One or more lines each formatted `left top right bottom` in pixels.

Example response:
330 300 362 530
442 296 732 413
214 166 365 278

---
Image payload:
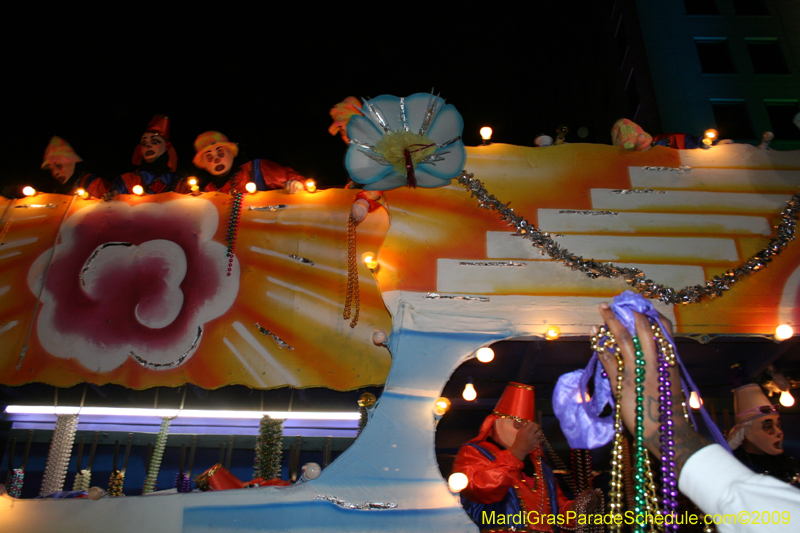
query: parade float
1 94 799 532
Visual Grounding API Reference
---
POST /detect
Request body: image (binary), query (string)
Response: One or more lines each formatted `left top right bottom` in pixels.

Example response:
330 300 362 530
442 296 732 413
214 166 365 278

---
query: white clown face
745 414 784 455
202 145 235 176
140 132 167 163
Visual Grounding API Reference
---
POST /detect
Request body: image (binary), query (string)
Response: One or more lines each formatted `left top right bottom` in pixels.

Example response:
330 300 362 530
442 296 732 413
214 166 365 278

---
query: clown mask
140 132 167 163
202 145 235 176
49 160 76 184
744 414 784 455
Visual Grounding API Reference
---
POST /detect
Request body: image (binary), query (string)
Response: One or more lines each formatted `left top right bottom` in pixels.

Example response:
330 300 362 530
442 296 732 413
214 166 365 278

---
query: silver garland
314 494 397 510
457 172 799 305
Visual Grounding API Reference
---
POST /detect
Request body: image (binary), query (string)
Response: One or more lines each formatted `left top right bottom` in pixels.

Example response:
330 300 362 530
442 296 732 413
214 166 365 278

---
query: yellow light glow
780 390 795 407
75 188 89 199
190 185 200 192
187 177 198 186
479 127 493 141
545 326 561 340
689 391 703 409
462 383 477 401
132 185 144 195
704 129 718 140
245 182 257 194
476 347 495 363
448 472 469 492
22 186 36 197
362 252 378 269
775 324 794 341
433 397 452 416
305 179 317 193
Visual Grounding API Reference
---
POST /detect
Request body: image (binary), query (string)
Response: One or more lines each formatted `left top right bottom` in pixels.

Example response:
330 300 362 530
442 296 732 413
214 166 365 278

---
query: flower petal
362 172 409 191
412 168 453 188
347 115 383 145
402 93 447 134
361 95 405 133
420 142 467 179
345 145 393 184
427 104 464 144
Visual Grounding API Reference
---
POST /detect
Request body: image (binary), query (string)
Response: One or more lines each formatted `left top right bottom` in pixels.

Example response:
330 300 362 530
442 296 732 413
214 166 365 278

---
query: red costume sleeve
256 159 302 190
453 442 524 504
81 176 111 198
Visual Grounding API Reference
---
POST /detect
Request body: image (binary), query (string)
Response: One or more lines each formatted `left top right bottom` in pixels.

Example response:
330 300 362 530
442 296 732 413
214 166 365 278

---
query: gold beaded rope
592 326 660 532
343 215 360 328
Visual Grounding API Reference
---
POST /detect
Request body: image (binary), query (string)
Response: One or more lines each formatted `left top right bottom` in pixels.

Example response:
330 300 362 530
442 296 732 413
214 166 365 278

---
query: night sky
2 4 629 192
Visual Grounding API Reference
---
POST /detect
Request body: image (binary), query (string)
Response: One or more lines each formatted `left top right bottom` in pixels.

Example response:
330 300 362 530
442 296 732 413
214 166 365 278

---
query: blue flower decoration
345 93 466 191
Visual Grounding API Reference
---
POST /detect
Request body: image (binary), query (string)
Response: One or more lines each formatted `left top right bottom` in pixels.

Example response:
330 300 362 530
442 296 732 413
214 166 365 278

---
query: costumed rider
111 114 180 195
328 96 384 223
177 131 303 195
729 383 800 487
41 136 110 198
453 382 601 532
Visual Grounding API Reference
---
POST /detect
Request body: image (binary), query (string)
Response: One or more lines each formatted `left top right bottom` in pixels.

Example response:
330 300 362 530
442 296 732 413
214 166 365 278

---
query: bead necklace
653 322 679 529
225 191 243 277
343 215 360 328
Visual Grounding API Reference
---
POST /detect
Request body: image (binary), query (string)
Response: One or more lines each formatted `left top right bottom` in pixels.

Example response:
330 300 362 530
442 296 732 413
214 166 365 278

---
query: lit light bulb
448 472 468 492
703 129 718 146
362 252 378 270
75 188 88 199
545 326 560 340
187 177 198 186
245 181 257 194
689 391 703 409
22 186 36 197
462 382 477 402
479 127 493 143
433 397 451 416
132 185 144 195
476 347 494 363
775 324 793 341
305 179 317 193
780 390 795 407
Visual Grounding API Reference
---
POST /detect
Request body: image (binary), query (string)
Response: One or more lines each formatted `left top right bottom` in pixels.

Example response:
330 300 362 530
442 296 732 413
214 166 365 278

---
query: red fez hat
194 463 244 491
493 382 535 422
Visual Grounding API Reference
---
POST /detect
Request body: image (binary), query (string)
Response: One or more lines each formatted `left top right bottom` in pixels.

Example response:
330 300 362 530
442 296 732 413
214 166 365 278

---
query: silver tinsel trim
559 210 618 216
314 495 398 510
361 98 392 134
248 205 288 212
80 242 133 286
419 90 442 136
15 204 57 209
424 292 490 302
399 97 409 132
288 254 314 265
610 188 666 194
358 149 391 166
254 323 294 350
459 261 525 267
131 327 202 369
643 165 691 172
457 171 799 305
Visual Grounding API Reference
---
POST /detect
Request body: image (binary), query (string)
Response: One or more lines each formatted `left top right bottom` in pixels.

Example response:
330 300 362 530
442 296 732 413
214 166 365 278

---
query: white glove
284 180 303 194
350 199 369 223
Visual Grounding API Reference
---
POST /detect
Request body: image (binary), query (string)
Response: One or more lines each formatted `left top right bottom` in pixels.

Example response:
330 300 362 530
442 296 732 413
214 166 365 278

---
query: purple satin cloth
553 353 615 449
554 291 730 452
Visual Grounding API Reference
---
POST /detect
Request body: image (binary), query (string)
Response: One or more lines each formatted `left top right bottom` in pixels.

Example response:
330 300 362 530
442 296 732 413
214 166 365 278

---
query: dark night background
1 3 630 193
